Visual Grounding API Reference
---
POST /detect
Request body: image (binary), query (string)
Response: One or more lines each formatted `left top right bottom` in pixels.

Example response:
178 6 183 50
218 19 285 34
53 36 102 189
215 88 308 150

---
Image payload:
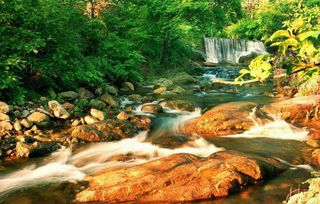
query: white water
0 108 217 199
204 38 266 63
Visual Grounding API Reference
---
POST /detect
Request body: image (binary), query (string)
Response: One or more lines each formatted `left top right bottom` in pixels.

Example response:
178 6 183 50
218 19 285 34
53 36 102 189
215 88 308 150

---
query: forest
0 0 320 203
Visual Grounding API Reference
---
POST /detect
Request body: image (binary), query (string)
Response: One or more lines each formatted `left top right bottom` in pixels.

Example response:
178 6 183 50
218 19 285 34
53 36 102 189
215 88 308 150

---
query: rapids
0 65 315 203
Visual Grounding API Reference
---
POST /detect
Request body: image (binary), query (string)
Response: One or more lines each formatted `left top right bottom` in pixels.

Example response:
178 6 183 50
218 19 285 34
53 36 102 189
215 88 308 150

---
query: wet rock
78 88 95 100
84 116 99 124
181 102 267 138
159 100 196 112
263 95 320 126
101 94 119 108
121 82 135 91
0 121 13 132
16 141 58 158
27 112 50 128
130 116 151 131
13 120 22 132
95 87 104 96
106 85 118 95
0 113 10 121
90 109 107 121
13 110 21 118
89 99 107 110
76 151 287 203
59 91 79 101
311 149 320 169
0 101 10 113
170 72 196 84
48 100 70 119
117 111 129 120
128 94 142 103
160 91 178 96
71 125 105 142
20 119 33 129
141 103 163 113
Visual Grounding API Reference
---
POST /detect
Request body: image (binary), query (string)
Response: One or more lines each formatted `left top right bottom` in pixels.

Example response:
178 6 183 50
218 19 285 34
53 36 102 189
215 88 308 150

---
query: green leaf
269 30 291 41
297 31 320 41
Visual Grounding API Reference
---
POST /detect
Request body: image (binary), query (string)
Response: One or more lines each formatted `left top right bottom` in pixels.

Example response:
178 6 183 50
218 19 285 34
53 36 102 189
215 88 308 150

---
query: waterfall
204 37 267 64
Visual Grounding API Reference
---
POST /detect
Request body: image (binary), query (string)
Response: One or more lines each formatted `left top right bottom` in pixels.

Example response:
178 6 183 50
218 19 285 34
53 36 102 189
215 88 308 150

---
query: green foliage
235 54 273 82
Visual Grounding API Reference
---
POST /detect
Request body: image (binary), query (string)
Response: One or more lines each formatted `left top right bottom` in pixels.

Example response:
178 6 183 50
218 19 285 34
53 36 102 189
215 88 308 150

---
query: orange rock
76 151 287 203
180 102 269 138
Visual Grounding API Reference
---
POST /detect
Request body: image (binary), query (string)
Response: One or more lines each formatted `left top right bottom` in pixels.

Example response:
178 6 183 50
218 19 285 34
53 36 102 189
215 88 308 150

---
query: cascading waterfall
204 37 267 64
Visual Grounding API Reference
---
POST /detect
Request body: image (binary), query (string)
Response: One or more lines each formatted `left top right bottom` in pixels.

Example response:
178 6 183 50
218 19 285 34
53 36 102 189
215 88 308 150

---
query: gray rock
59 91 79 101
48 100 70 119
21 110 30 118
170 72 196 84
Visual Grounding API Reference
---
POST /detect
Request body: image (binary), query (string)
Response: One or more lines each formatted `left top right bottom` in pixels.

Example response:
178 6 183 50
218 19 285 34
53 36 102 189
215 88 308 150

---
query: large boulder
48 100 70 119
16 141 58 158
76 151 287 203
263 95 320 126
90 108 107 121
89 99 107 110
181 102 268 138
154 78 174 89
27 112 50 128
170 72 196 84
0 101 10 114
0 121 13 133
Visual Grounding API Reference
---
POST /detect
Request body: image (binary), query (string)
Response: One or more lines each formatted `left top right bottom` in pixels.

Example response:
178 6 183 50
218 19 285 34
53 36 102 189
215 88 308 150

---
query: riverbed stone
0 121 13 132
89 99 107 110
170 72 196 84
0 101 10 114
16 141 58 158
90 108 107 121
155 78 174 89
154 87 166 94
128 94 142 103
263 95 320 126
101 94 119 108
106 85 118 95
117 111 129 120
84 116 99 124
181 102 268 138
121 82 135 91
13 120 22 132
0 113 10 121
159 100 196 112
76 150 287 203
78 87 95 100
71 125 105 142
141 103 163 113
20 119 33 129
27 112 50 128
59 91 79 101
48 100 70 119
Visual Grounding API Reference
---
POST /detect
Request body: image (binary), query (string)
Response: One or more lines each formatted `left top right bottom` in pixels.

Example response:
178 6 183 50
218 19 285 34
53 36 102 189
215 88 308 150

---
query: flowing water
204 38 267 64
0 65 315 204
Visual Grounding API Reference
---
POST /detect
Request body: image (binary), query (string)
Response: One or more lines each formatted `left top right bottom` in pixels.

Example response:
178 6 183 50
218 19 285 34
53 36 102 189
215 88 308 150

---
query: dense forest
0 0 319 102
